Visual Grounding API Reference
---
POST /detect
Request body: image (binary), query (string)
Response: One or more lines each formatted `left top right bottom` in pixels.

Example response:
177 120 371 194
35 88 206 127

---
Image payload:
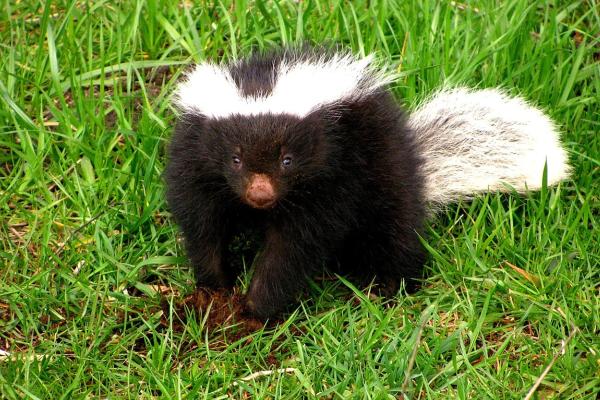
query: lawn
0 0 598 398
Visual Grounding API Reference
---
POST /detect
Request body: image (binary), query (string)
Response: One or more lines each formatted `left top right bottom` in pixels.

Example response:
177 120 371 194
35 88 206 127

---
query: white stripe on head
174 53 392 118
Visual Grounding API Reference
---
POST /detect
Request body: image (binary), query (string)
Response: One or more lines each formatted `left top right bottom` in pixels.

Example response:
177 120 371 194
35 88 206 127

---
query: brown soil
175 288 271 336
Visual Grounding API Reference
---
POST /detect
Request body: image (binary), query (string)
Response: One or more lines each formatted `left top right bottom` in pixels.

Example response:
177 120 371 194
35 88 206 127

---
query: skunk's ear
287 107 342 159
305 99 357 125
174 112 207 132
294 106 343 137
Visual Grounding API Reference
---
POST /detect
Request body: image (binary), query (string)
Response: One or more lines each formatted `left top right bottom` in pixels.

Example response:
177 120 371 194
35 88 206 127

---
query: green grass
1 0 598 398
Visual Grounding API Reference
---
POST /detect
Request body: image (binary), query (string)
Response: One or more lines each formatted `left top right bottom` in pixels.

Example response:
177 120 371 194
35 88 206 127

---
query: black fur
165 49 426 318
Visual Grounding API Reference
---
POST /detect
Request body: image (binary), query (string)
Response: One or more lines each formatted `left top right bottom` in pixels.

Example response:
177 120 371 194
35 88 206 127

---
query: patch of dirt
171 288 274 339
571 31 600 61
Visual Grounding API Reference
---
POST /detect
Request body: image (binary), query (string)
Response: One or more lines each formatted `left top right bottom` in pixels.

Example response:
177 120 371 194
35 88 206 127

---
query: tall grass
0 0 598 398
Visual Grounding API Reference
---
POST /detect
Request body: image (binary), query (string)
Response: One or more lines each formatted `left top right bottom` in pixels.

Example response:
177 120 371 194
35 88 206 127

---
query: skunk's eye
232 155 242 167
282 155 293 167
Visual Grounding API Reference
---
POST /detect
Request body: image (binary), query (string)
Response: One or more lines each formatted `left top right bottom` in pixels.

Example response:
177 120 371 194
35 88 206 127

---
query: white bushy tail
407 88 571 205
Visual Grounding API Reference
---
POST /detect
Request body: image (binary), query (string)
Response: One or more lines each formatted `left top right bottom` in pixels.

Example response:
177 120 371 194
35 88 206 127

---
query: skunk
165 48 570 318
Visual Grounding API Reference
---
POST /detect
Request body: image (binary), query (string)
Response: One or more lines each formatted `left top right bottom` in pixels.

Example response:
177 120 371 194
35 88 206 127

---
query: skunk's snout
245 174 277 209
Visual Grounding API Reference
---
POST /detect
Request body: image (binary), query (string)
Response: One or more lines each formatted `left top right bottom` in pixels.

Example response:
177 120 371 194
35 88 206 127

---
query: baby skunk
165 47 570 318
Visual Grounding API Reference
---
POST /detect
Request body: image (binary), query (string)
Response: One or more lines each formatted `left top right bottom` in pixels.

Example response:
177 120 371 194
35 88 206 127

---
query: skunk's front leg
176 200 237 289
186 231 232 289
244 225 324 318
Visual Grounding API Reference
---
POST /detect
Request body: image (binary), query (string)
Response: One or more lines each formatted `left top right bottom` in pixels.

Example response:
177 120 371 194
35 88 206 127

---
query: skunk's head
209 112 329 209
171 48 392 209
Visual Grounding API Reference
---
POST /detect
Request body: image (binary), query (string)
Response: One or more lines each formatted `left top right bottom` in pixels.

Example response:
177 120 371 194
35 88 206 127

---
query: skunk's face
206 113 330 209
172 50 388 212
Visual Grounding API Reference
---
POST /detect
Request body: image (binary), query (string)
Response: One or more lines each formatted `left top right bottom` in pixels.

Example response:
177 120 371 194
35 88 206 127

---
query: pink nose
245 174 276 209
